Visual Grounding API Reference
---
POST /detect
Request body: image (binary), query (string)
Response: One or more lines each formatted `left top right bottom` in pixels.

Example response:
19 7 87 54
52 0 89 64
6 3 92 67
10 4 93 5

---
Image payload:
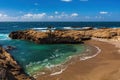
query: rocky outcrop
0 47 34 80
9 29 90 44
86 28 119 39
9 28 120 44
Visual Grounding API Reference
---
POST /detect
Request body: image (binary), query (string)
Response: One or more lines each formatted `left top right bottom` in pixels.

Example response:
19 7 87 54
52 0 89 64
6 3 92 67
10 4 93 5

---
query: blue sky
0 0 120 21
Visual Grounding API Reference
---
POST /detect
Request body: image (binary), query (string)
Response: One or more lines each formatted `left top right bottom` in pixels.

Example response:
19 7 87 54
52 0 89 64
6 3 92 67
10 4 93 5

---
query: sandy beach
36 39 120 80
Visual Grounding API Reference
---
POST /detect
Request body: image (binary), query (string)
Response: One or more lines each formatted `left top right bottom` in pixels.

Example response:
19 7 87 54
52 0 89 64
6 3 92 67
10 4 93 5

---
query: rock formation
9 29 89 44
86 28 119 39
9 28 120 44
0 46 34 80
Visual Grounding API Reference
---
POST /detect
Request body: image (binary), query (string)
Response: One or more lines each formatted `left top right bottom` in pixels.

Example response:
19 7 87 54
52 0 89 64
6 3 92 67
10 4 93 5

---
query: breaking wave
0 34 10 40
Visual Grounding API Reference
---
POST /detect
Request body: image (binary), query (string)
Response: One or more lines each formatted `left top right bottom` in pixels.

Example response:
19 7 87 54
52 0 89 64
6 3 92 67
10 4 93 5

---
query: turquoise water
1 22 120 75
0 34 86 75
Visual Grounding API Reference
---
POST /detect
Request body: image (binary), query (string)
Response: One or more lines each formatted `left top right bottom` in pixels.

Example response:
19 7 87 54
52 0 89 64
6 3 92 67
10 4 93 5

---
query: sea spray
0 34 10 40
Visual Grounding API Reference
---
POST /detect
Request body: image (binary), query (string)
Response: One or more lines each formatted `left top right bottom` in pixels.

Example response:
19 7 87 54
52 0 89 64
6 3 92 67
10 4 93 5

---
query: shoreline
49 45 101 76
36 39 120 80
4 27 120 80
80 46 101 61
32 44 99 79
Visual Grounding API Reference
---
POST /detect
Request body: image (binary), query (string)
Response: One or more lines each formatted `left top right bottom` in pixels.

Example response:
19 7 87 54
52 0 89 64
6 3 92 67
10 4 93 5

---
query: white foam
32 27 56 32
33 72 45 78
80 46 101 60
63 27 72 29
32 28 47 30
0 34 10 40
32 27 56 30
50 66 67 76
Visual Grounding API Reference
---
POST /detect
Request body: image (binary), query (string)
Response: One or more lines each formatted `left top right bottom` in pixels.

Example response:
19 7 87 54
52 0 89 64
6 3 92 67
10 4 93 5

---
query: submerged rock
5 46 16 51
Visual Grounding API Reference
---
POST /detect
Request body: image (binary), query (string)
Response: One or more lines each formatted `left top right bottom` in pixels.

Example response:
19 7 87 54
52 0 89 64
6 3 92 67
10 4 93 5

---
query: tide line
50 66 67 76
80 46 101 60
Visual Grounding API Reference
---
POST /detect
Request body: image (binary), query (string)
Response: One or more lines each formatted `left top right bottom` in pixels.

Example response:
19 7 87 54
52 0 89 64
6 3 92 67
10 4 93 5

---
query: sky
0 0 120 21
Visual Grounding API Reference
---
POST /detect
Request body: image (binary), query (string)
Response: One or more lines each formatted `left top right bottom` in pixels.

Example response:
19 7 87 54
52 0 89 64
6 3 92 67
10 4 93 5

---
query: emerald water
0 35 86 75
0 22 120 76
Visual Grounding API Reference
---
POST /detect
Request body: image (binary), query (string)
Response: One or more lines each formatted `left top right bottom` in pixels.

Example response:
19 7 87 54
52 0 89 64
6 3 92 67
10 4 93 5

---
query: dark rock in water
0 47 35 80
5 46 16 51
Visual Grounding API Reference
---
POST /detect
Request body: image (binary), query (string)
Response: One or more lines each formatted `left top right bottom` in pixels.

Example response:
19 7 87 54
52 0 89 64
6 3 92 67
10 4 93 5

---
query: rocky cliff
0 47 34 80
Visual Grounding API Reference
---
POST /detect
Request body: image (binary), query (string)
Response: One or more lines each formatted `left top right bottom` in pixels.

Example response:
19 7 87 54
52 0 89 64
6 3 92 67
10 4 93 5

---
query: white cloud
0 12 79 21
0 13 7 17
21 13 46 19
55 11 58 14
100 11 108 14
49 16 54 19
61 0 72 2
71 13 79 17
80 0 88 1
0 13 20 21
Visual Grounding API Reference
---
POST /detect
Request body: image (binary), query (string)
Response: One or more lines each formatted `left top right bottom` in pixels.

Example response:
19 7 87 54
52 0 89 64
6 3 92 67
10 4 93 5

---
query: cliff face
9 30 90 44
0 47 34 80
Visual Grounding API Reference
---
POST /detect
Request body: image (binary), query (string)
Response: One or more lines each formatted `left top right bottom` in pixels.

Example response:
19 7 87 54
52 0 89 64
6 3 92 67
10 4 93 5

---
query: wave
63 27 83 30
63 27 72 30
80 46 101 60
32 28 47 30
0 34 11 40
50 66 67 76
32 27 56 30
32 27 56 32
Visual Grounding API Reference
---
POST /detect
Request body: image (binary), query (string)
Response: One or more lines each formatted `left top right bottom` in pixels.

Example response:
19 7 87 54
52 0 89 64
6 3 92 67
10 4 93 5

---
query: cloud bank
0 12 80 21
100 11 108 14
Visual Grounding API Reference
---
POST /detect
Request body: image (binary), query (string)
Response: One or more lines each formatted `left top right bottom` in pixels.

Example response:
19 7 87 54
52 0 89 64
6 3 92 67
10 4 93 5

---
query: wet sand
36 39 120 80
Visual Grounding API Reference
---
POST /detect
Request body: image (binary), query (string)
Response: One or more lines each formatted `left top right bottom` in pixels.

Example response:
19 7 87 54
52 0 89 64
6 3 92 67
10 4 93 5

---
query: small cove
0 35 87 75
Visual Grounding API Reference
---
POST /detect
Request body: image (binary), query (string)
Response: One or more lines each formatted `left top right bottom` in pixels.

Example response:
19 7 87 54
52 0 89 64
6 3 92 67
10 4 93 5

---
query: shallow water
1 22 119 75
0 33 86 75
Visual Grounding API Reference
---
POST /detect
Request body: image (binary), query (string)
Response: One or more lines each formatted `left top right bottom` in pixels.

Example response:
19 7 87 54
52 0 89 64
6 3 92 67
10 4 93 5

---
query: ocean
0 22 120 76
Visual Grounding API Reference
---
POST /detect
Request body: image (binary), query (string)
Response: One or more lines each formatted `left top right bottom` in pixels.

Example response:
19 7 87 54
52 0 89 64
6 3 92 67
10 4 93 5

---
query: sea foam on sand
80 46 101 60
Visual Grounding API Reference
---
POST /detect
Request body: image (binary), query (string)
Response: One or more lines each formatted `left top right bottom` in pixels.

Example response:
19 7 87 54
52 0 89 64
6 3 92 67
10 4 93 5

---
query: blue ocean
0 22 120 76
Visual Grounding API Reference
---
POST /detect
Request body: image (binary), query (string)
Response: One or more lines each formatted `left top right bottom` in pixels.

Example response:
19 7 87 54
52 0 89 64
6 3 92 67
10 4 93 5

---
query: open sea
0 22 120 76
